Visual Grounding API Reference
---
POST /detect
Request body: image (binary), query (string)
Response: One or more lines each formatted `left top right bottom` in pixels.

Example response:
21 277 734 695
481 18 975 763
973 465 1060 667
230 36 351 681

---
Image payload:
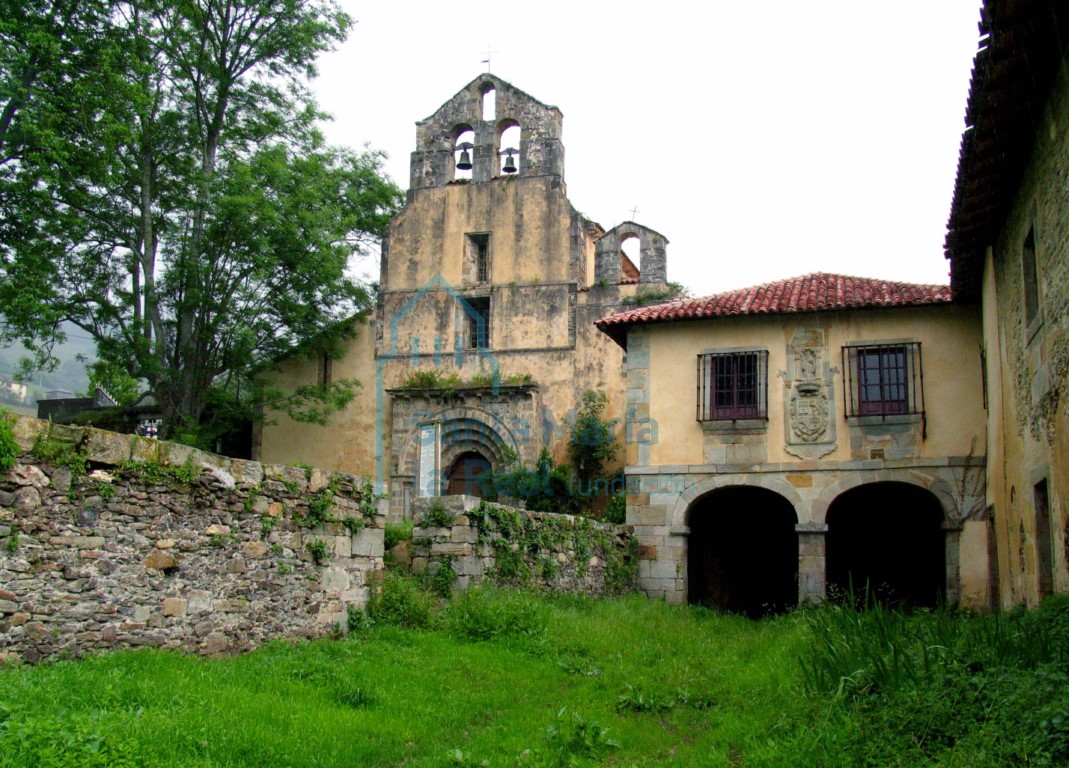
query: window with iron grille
466 296 490 349
842 342 924 418
697 350 768 421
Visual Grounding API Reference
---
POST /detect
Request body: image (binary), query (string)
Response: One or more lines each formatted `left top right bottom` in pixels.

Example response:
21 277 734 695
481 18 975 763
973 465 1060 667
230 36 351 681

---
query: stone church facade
258 75 669 520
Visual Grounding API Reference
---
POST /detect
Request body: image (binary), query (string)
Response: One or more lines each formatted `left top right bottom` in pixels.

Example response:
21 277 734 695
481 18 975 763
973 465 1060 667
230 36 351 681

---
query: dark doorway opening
826 482 945 608
446 451 491 497
687 487 798 618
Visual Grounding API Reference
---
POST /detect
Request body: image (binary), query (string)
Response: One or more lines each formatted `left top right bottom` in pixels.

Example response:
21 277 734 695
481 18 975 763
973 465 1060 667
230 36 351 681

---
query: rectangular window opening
843 342 923 418
467 297 490 349
465 233 491 284
697 350 768 422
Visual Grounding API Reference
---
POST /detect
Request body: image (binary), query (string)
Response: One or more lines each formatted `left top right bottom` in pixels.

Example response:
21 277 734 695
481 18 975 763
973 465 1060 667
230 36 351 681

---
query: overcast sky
312 1 981 298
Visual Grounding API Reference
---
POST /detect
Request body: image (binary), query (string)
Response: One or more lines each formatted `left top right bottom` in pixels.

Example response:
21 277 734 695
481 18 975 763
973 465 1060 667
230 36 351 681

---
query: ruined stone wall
0 416 384 664
406 496 636 596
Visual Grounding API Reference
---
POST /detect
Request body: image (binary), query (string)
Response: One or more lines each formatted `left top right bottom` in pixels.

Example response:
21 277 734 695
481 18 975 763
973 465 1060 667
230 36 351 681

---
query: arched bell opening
496 120 521 176
452 125 475 181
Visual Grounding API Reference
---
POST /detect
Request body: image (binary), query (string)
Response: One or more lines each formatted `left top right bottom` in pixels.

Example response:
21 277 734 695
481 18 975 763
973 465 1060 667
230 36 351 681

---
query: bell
502 151 517 174
456 148 473 171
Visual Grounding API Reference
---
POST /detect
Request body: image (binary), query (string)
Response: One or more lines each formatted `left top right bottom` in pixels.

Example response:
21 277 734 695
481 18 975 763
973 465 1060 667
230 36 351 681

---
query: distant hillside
0 322 95 402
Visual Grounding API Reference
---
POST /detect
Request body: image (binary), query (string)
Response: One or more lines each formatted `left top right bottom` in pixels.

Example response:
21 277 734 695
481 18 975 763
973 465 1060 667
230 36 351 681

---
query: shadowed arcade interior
687 487 799 618
826 482 946 608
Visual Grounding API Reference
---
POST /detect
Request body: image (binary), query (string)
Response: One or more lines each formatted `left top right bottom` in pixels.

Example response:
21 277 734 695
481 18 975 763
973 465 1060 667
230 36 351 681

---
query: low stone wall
0 416 384 664
408 496 637 595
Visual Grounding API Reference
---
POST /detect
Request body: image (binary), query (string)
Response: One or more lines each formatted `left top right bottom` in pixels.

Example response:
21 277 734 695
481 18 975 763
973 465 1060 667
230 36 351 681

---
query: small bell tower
408 75 566 194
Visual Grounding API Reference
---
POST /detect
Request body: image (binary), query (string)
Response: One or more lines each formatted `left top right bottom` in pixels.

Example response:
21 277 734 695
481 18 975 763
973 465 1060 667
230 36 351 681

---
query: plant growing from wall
31 431 88 477
117 457 200 487
306 539 329 566
303 491 335 527
0 410 17 474
620 281 690 307
422 500 454 528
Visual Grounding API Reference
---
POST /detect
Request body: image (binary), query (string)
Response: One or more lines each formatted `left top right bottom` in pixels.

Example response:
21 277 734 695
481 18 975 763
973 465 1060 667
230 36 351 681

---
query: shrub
367 572 435 629
421 501 453 528
384 520 414 550
0 410 17 474
430 557 457 598
444 586 548 642
400 369 463 391
605 493 626 524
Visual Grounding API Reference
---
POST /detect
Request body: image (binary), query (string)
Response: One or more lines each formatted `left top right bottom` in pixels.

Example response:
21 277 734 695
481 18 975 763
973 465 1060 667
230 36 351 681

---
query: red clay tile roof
596 273 953 346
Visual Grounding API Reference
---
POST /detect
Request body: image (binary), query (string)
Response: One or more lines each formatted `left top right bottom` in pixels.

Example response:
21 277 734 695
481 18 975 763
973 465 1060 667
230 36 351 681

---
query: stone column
796 523 828 604
943 521 963 605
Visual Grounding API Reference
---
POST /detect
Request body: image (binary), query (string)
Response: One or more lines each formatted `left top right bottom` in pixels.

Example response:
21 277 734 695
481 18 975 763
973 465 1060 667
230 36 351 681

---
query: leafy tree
568 390 619 487
0 0 403 438
81 357 141 406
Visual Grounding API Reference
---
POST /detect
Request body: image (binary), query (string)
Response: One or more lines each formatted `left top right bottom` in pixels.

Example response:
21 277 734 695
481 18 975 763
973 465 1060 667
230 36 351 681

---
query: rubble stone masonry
0 416 384 664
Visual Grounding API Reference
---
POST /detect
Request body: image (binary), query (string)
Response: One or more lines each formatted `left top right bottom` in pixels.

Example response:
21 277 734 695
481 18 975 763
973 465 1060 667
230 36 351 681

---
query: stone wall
407 495 636 596
985 55 1069 607
0 416 384 664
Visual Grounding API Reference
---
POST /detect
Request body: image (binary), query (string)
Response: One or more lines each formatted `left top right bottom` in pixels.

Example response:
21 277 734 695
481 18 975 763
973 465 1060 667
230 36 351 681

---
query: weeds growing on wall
116 457 199 486
429 556 457 598
421 500 454 528
31 431 88 478
462 501 636 594
306 539 329 566
0 409 18 474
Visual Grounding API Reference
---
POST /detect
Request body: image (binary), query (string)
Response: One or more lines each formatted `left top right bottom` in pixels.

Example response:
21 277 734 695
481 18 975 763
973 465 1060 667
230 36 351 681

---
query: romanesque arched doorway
686 487 799 617
445 451 491 497
825 482 945 607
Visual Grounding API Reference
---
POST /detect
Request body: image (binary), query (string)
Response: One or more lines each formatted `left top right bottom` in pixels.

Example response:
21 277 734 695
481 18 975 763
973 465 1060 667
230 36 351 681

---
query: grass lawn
1 588 1067 767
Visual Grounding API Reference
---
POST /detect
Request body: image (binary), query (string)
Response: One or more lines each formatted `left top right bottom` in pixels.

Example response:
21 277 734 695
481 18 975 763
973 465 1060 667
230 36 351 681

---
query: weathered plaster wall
407 495 636 596
642 304 985 467
258 316 380 477
986 58 1069 607
1 417 384 664
385 179 583 291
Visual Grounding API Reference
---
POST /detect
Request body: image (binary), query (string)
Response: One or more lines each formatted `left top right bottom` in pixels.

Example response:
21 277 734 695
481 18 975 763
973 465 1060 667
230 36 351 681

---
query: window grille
842 342 924 418
696 350 768 421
